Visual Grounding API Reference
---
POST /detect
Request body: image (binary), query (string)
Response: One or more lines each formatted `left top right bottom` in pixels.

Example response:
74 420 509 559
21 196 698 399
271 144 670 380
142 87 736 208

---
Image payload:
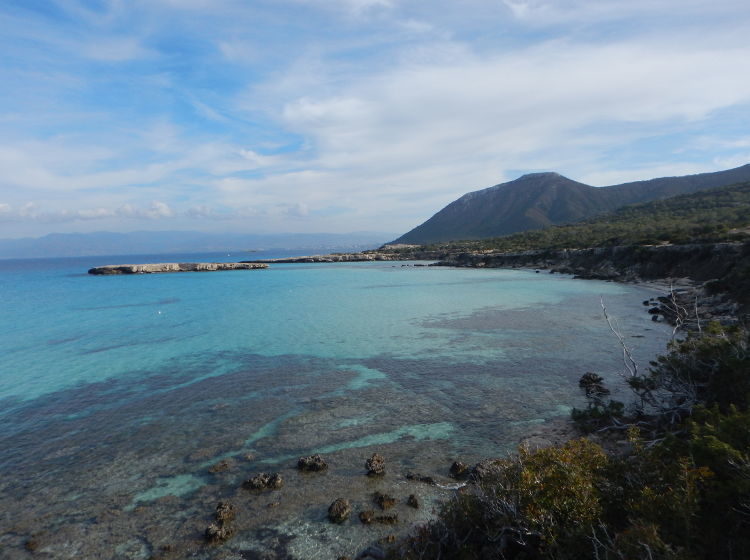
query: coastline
2 257 713 559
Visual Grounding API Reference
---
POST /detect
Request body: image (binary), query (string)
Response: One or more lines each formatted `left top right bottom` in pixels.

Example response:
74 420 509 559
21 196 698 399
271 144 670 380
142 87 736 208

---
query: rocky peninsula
243 248 444 264
88 262 268 275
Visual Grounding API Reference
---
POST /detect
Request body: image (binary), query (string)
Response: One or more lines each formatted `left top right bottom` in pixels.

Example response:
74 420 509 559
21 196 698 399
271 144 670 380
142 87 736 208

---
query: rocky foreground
88 262 268 275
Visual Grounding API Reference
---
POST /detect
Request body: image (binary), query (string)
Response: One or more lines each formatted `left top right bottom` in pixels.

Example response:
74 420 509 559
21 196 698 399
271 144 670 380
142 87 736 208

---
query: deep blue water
0 252 671 558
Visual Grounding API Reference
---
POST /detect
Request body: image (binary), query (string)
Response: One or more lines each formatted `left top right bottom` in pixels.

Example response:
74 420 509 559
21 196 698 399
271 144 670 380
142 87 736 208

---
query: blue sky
1 0 749 238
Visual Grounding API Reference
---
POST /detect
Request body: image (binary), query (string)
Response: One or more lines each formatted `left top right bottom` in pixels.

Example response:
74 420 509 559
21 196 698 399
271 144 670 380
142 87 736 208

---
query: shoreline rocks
242 472 284 490
328 498 352 523
298 454 329 472
88 262 268 275
365 453 386 476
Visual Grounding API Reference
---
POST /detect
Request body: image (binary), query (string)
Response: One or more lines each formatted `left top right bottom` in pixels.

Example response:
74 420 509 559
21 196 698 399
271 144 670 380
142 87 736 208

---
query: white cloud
2 0 750 237
118 201 174 219
82 37 153 62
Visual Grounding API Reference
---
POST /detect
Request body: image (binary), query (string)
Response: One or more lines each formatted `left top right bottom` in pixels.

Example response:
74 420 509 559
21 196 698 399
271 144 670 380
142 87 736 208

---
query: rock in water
268 473 284 489
214 502 236 523
297 454 328 472
243 472 283 490
365 453 385 476
449 461 469 478
208 459 232 474
328 498 352 523
407 494 419 509
405 472 436 485
373 491 396 510
205 522 233 543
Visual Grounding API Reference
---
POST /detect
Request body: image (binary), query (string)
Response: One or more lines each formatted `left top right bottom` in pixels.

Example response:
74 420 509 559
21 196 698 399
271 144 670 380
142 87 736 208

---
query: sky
1 0 750 239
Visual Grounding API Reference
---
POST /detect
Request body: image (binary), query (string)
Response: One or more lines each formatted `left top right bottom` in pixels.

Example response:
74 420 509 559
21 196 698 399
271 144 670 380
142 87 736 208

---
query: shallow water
0 253 671 558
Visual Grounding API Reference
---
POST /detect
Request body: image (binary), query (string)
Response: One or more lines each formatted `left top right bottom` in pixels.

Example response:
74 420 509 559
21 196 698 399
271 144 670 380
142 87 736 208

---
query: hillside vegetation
415 180 750 253
384 185 750 559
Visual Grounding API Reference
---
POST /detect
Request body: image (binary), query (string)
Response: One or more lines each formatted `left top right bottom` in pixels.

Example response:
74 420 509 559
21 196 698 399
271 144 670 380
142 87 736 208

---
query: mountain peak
392 163 750 245
518 171 563 179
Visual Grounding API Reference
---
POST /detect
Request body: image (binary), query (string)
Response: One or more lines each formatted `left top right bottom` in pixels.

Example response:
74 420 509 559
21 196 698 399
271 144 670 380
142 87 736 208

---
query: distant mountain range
393 164 750 244
0 231 395 259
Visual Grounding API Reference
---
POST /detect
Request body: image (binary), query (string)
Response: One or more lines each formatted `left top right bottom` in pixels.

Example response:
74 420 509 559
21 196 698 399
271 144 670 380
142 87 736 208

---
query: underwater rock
365 453 386 476
243 472 283 490
268 473 284 489
359 510 399 525
204 522 233 544
297 454 328 472
405 472 436 485
208 459 232 474
373 491 396 510
407 494 419 509
449 461 469 478
214 502 236 523
328 498 352 523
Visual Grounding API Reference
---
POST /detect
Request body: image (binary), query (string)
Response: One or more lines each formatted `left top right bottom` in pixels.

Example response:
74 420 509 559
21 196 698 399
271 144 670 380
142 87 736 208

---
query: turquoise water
0 253 671 558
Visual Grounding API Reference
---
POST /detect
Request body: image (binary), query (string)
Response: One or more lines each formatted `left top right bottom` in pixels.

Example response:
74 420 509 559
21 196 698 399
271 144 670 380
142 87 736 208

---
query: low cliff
88 262 268 275
436 242 749 282
244 250 446 264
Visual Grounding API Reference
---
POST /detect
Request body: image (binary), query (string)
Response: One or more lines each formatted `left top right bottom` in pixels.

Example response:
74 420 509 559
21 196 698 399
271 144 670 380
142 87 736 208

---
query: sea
0 251 672 559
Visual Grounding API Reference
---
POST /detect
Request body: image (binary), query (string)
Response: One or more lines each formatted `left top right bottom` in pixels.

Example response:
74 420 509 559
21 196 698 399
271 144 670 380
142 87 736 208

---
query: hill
426 180 750 253
393 163 750 244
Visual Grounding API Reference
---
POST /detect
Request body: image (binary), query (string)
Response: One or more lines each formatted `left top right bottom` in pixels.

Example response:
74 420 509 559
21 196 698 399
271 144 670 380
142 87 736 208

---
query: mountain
393 164 750 244
0 231 396 259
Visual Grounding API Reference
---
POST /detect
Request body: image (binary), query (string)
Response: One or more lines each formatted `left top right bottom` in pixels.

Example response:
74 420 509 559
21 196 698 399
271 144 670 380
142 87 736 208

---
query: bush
393 439 608 559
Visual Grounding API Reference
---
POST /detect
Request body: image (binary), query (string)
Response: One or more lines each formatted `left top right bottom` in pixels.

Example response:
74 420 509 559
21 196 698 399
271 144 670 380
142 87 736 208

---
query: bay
0 252 671 558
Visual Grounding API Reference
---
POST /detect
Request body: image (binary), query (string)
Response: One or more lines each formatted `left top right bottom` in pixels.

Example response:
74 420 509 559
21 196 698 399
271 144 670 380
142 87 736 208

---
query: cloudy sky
1 0 749 238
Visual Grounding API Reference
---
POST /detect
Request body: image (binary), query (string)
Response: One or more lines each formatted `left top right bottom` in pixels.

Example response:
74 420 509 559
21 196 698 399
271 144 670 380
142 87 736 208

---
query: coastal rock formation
243 472 283 490
208 459 233 474
405 472 436 485
435 242 747 285
88 262 268 275
469 459 504 482
214 502 236 523
244 250 444 264
449 461 469 478
365 453 386 476
359 510 399 525
204 522 233 543
297 454 328 472
328 498 352 523
373 491 396 510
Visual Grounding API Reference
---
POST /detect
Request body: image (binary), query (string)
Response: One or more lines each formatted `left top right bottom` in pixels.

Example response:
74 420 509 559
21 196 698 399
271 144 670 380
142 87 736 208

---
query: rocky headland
243 249 444 264
88 262 268 275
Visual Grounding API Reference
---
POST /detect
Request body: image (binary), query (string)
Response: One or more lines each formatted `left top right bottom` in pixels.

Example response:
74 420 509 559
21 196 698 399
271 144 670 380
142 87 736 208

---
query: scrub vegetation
406 180 750 254
381 181 750 558
388 322 750 559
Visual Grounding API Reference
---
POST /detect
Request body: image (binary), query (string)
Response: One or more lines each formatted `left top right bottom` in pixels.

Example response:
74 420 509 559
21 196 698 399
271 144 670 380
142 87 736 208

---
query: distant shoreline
88 262 268 275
